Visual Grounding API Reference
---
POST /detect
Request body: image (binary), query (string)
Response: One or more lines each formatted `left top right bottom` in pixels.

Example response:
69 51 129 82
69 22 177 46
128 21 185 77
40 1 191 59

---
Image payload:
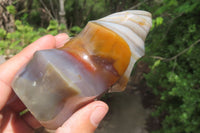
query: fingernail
55 33 68 40
55 33 69 48
90 106 108 127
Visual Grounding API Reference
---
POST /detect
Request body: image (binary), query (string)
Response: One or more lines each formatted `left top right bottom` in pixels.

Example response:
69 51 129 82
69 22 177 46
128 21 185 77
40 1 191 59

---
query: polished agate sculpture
12 10 152 129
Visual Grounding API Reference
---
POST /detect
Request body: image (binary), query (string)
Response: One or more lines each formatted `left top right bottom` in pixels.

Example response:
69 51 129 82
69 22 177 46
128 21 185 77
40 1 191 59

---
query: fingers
56 101 108 133
6 93 42 129
4 97 42 129
55 33 70 48
22 112 41 129
0 108 34 133
0 82 13 110
7 93 26 113
0 33 69 130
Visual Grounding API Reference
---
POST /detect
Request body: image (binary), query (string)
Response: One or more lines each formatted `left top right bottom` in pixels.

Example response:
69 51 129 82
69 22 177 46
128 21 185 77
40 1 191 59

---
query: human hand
0 34 109 133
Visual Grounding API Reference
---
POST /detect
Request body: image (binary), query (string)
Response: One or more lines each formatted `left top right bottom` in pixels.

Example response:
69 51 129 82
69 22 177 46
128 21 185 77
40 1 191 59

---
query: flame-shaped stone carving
12 10 152 129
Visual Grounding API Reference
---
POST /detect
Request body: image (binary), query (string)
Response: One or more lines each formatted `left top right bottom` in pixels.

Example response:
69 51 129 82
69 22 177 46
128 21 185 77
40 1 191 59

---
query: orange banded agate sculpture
12 10 152 129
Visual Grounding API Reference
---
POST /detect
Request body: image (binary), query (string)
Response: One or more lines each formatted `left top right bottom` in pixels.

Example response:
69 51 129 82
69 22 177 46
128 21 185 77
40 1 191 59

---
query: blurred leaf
6 5 16 15
0 29 7 38
152 60 161 70
10 40 21 49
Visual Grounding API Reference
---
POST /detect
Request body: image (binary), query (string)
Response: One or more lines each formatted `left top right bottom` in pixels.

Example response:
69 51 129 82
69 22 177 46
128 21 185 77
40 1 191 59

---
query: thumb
56 101 108 133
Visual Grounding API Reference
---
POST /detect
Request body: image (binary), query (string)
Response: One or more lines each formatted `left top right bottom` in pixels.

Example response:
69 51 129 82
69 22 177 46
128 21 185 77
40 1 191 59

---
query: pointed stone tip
91 10 152 53
125 10 152 18
94 10 152 31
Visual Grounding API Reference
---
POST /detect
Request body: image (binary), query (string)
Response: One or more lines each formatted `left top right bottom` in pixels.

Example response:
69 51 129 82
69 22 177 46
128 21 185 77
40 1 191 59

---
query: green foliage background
142 0 200 133
0 20 66 56
1 0 200 133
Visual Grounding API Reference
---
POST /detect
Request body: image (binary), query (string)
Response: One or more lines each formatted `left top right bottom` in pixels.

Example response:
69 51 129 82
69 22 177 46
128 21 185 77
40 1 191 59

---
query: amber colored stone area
61 22 131 77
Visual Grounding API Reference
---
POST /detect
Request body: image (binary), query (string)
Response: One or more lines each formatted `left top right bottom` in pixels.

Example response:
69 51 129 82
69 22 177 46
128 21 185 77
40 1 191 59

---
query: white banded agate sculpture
12 10 152 129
